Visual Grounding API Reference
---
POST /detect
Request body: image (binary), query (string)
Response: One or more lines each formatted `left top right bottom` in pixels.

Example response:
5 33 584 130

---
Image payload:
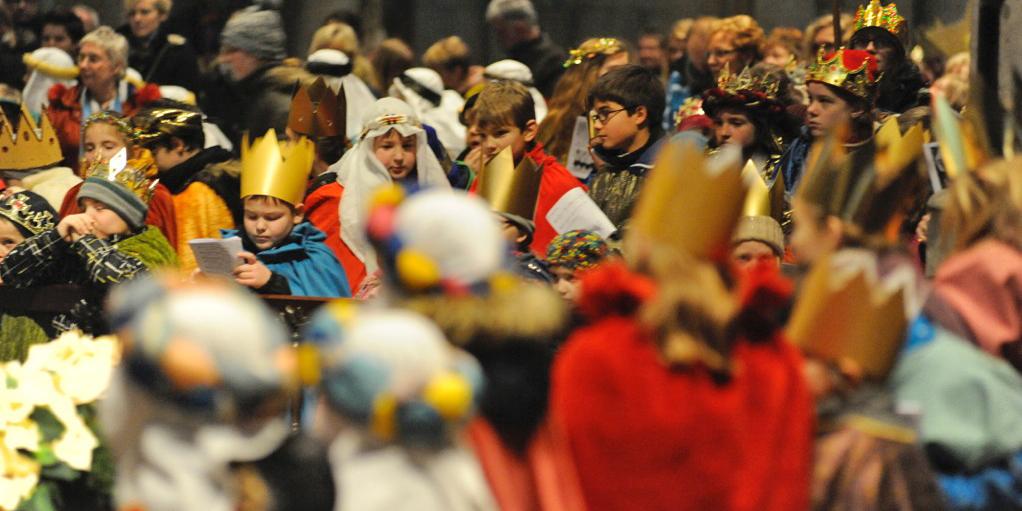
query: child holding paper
0 150 177 334
467 80 585 255
218 130 350 298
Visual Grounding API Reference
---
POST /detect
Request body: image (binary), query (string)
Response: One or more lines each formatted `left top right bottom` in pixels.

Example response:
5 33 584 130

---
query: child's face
498 216 528 247
372 129 417 181
0 218 26 264
243 197 301 251
713 109 757 153
476 120 538 164
551 265 581 302
83 123 128 164
790 197 841 264
806 82 859 140
81 197 130 239
730 240 780 272
590 99 644 152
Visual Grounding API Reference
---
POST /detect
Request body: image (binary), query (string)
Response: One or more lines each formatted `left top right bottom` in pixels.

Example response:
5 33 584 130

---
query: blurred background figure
485 0 564 97
118 0 200 91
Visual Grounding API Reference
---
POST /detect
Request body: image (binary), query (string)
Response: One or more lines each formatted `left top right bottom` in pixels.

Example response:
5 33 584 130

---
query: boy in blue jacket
220 130 351 298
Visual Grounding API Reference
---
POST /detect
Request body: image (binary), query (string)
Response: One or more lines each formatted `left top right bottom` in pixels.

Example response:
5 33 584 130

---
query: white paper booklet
545 187 616 238
189 237 244 276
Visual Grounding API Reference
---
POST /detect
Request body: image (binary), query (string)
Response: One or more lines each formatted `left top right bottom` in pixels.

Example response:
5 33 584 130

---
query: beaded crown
854 0 907 37
83 148 160 205
805 48 879 102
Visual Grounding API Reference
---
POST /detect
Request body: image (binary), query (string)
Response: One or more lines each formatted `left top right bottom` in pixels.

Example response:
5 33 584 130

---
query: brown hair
942 158 1022 253
802 13 853 61
537 37 627 162
468 80 535 131
710 15 765 63
243 194 297 212
423 36 470 71
371 38 415 93
761 27 803 63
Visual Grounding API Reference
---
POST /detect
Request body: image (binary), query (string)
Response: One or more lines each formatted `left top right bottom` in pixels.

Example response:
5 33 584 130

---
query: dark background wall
67 0 970 62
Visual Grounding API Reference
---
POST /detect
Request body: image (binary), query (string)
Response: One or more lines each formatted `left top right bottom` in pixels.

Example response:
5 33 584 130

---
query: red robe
305 179 365 291
551 262 813 511
470 143 586 256
59 181 179 251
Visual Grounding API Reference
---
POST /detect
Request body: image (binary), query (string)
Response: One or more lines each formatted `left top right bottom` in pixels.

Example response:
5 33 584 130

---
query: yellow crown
629 142 747 260
740 159 786 224
0 103 62 171
786 253 908 380
83 147 160 205
716 64 781 100
563 38 624 68
288 77 346 139
241 129 315 206
854 0 906 37
805 48 879 101
932 94 989 179
477 146 542 221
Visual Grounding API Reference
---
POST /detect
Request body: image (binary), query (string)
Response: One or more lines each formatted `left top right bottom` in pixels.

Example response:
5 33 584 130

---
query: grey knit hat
731 216 784 256
485 0 537 23
78 177 148 231
220 9 286 61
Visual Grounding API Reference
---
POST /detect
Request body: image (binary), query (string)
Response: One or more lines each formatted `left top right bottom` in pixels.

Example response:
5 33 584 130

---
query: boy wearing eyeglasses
586 64 667 228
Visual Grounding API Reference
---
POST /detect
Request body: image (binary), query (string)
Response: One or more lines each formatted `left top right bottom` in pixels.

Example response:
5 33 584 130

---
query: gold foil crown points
563 38 624 68
241 129 315 206
288 77 346 139
629 142 748 260
805 48 879 101
716 64 781 100
478 146 542 221
854 0 907 37
786 253 908 380
84 148 160 205
0 103 63 171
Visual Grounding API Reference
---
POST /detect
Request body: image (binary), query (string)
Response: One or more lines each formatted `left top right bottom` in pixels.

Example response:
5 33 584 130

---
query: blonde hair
710 15 765 62
942 158 1022 253
124 0 172 15
762 27 803 62
944 52 970 81
803 13 853 61
309 22 359 55
671 18 694 42
80 26 129 77
468 80 535 130
537 37 627 162
422 36 470 70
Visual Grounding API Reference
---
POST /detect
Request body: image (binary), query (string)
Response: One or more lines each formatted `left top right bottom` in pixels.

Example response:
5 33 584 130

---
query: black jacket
200 63 305 153
118 24 201 91
508 33 565 98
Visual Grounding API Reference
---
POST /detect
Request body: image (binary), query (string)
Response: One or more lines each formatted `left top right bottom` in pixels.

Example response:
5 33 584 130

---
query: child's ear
516 231 529 245
631 106 649 128
522 119 539 143
292 203 305 224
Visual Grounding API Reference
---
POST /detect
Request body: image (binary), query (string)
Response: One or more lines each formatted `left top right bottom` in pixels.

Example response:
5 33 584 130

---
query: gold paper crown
805 48 879 101
83 148 160 205
288 77 346 139
932 94 989 179
740 160 786 224
477 146 542 221
563 38 624 68
629 143 747 260
786 253 908 379
797 118 926 239
241 129 315 206
854 0 907 37
0 104 62 171
0 191 56 235
716 64 781 100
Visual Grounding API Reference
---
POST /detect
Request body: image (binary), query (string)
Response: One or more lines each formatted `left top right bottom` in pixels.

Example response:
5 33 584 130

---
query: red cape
305 181 366 290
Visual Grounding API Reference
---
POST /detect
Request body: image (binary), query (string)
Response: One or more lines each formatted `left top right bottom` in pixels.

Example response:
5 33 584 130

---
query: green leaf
15 481 57 511
29 408 65 443
33 444 57 466
40 462 80 482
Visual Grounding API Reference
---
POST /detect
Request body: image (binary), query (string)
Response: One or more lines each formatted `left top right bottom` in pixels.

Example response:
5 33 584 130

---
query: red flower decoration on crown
805 48 880 102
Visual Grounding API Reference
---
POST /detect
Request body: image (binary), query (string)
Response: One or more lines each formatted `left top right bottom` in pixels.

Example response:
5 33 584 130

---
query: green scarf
116 226 178 270
0 314 48 362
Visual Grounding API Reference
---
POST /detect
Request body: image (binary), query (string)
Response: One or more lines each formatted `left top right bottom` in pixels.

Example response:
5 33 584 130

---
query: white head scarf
21 47 77 118
483 59 548 122
332 97 451 272
305 48 379 142
389 67 466 157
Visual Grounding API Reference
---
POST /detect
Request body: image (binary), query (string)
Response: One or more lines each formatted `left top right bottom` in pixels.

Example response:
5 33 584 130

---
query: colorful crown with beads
702 64 787 118
805 48 879 102
0 103 62 171
0 191 56 235
563 38 624 68
854 0 906 38
82 148 160 205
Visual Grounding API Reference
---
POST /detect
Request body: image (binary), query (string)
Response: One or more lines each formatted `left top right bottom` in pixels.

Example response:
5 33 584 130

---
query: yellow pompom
489 272 518 294
370 393 397 441
296 344 320 386
370 184 405 208
422 372 473 421
396 250 441 290
324 300 357 325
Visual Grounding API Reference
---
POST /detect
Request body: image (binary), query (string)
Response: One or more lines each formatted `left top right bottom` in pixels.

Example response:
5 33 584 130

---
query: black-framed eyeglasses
588 107 630 124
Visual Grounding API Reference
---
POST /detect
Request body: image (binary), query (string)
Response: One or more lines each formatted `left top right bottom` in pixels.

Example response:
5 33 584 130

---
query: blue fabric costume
222 222 351 298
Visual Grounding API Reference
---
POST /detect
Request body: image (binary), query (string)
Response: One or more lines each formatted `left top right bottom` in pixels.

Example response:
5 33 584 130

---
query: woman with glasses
847 0 928 114
705 15 765 80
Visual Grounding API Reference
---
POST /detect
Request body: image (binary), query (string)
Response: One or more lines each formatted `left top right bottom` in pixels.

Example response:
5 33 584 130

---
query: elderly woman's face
127 0 166 39
78 42 120 93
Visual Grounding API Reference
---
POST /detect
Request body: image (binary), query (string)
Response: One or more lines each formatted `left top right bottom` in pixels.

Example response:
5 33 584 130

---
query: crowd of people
0 0 1018 509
